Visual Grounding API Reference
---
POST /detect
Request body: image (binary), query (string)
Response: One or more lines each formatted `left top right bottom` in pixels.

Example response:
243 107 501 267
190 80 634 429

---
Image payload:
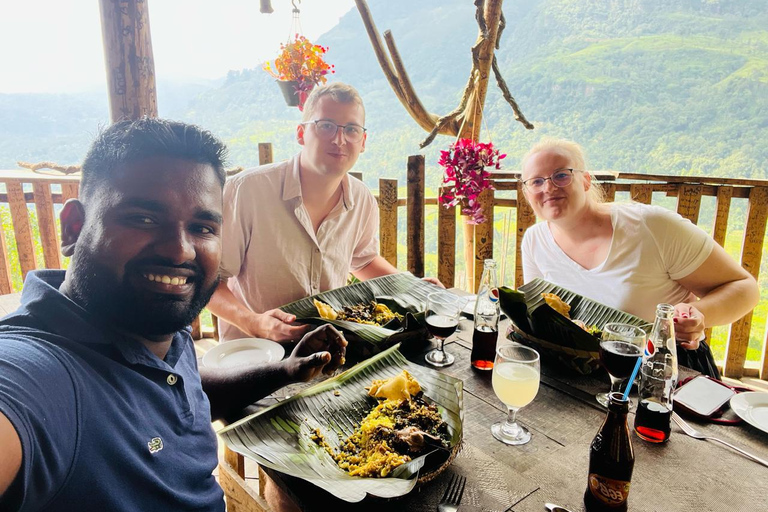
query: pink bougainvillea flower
438 138 505 224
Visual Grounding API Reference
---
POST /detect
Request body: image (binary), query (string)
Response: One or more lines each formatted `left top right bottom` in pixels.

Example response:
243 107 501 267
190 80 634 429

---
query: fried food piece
542 292 571 319
367 370 421 401
313 299 338 320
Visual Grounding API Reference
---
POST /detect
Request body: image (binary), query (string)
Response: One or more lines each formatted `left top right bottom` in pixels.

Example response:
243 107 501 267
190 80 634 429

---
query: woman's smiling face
522 149 591 222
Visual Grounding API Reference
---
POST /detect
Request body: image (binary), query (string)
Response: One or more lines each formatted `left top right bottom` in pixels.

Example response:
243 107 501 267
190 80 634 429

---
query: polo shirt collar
282 152 355 211
18 270 187 369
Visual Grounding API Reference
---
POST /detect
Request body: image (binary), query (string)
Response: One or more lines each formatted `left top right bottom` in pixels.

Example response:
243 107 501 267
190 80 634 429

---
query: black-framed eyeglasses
521 168 582 191
301 119 367 143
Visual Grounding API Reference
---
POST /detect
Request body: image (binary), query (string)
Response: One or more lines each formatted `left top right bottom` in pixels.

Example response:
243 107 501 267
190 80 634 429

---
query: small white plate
461 295 506 319
202 338 285 369
730 392 768 434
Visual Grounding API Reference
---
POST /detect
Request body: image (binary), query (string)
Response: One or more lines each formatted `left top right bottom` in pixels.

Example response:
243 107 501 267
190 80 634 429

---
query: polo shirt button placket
167 374 178 386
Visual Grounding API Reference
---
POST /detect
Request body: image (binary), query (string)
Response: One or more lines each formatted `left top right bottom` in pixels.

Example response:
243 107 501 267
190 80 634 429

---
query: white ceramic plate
202 338 285 369
730 392 768 434
461 295 506 319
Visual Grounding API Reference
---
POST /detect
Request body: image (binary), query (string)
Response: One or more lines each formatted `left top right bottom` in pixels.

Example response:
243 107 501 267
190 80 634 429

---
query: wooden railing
2 148 767 380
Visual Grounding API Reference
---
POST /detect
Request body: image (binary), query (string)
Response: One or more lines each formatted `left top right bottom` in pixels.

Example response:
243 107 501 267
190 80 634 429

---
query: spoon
545 504 574 512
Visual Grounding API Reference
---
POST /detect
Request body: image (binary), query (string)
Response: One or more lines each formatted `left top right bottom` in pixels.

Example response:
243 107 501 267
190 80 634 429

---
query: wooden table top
256 317 768 512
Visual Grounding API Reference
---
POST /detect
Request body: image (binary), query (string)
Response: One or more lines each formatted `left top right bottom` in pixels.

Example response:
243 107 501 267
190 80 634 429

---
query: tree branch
492 56 534 130
17 161 80 175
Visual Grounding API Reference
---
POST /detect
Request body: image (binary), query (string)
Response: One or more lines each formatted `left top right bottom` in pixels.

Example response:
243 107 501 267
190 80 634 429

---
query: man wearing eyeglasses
208 82 412 342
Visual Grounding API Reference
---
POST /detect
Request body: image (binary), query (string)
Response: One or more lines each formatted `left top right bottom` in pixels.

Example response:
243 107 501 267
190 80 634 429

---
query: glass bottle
634 303 678 443
471 259 500 370
584 392 635 512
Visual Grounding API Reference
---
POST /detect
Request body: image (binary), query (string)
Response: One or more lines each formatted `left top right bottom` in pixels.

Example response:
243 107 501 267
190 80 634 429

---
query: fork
671 412 768 468
437 474 466 512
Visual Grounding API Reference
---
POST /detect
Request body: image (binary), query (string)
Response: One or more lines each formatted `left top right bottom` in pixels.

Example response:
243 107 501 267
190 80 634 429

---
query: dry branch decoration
17 161 81 175
354 0 533 148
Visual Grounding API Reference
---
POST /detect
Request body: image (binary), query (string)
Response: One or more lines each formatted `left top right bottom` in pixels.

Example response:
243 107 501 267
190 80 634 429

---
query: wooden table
225 317 768 511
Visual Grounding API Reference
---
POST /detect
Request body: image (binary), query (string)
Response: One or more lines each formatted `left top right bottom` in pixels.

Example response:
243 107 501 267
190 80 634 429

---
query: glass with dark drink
424 292 466 368
634 398 672 443
596 323 646 408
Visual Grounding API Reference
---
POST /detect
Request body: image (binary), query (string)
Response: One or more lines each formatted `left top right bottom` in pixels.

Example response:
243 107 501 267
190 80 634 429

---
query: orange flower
263 35 334 85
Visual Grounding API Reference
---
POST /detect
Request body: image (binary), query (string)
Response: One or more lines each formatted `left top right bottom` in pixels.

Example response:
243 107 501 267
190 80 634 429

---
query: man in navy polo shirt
0 118 346 511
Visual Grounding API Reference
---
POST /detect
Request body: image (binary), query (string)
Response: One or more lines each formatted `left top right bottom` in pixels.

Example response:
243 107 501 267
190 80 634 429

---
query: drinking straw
623 358 643 401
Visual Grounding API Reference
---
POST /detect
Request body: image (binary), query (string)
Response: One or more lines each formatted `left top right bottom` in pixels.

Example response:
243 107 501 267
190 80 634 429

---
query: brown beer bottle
584 392 635 512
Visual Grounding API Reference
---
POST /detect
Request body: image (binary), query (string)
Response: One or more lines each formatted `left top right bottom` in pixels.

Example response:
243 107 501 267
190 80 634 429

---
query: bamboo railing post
0 221 13 294
602 182 617 202
712 186 733 247
6 180 37 279
473 188 495 291
258 143 273 166
32 183 61 269
515 182 536 288
98 0 158 122
378 179 398 267
630 184 653 204
407 155 425 277
676 184 703 224
437 203 456 287
725 187 768 378
61 183 80 204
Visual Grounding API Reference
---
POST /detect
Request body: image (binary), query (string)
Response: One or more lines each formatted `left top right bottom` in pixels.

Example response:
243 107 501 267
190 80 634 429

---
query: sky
0 0 356 93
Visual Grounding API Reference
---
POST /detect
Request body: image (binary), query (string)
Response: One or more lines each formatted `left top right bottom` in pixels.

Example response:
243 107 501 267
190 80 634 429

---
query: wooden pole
459 0 504 291
99 0 158 122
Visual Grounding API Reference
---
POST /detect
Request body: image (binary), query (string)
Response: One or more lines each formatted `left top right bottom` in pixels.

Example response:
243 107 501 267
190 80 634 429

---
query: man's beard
68 250 219 337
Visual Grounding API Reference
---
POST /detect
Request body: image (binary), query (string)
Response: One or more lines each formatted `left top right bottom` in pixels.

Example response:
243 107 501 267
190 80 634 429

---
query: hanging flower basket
264 35 334 111
438 138 505 225
276 80 315 109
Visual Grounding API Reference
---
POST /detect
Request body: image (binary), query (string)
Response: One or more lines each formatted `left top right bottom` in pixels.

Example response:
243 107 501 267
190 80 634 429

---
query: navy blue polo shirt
0 270 224 511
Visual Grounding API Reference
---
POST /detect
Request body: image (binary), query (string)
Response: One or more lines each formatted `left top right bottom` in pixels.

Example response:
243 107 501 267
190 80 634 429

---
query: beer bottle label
588 473 630 506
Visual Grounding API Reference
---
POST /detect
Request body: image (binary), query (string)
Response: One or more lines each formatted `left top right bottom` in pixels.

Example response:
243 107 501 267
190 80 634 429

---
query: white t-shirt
522 203 715 323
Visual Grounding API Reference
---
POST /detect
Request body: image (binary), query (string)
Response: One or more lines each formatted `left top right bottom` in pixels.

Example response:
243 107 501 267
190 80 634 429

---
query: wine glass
596 323 646 408
424 293 464 367
491 343 540 445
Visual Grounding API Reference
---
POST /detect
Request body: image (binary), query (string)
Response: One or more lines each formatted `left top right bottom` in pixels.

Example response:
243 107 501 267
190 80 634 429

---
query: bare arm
0 411 21 495
673 244 759 347
206 281 310 343
200 325 346 421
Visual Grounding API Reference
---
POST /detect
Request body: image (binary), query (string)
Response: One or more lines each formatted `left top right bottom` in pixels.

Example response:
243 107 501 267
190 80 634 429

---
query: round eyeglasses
301 119 367 143
521 168 581 191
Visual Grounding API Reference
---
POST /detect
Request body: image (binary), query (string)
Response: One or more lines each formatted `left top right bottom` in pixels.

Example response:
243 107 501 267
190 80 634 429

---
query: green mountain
1 0 765 184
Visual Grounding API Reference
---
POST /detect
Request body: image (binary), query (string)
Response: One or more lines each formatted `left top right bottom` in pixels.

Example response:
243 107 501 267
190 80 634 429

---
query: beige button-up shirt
219 154 380 341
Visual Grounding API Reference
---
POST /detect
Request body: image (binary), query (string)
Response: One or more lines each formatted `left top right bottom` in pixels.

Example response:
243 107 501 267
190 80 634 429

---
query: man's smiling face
67 156 223 336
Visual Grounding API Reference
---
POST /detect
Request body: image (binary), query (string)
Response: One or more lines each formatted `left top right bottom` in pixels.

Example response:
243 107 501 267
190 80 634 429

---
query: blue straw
623 358 642 401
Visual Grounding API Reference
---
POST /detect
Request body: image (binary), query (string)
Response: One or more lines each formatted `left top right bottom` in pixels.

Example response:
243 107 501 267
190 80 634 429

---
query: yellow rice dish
311 370 450 478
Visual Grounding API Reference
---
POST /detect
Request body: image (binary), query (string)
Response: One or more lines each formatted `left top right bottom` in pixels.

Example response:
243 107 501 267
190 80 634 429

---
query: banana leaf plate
218 345 463 502
281 272 449 361
504 278 649 374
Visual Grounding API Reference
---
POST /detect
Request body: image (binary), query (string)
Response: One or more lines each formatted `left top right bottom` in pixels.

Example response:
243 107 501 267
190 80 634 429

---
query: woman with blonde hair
519 138 758 378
